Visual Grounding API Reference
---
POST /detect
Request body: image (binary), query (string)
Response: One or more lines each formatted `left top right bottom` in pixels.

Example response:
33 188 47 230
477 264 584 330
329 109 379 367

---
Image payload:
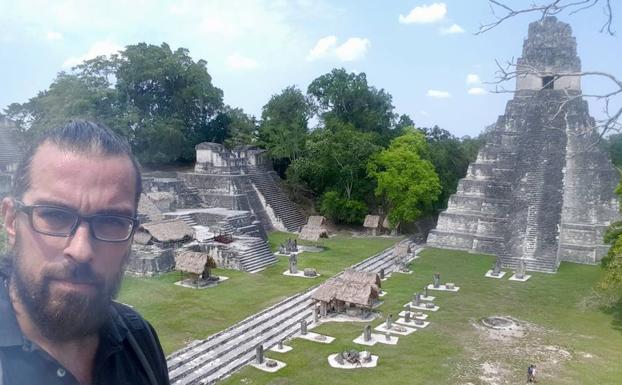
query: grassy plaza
116 231 622 384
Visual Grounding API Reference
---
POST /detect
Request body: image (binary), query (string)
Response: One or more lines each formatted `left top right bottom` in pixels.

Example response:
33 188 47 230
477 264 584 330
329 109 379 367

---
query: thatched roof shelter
312 276 379 308
175 250 216 275
306 216 326 227
382 216 391 229
299 227 328 242
363 215 380 229
136 219 194 245
312 269 380 308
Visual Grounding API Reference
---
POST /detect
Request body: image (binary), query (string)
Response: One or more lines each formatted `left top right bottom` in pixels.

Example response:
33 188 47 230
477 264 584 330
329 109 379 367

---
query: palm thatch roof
363 215 380 229
340 269 381 288
137 219 194 244
299 227 328 242
175 250 216 275
306 216 326 227
382 216 391 229
312 276 379 307
137 194 164 223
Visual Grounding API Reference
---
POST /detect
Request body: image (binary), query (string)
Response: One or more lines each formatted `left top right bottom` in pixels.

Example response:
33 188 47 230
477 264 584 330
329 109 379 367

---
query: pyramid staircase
247 171 306 232
237 238 277 273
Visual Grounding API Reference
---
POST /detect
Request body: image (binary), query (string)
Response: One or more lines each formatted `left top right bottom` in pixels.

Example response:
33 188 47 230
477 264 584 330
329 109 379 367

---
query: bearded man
0 121 170 385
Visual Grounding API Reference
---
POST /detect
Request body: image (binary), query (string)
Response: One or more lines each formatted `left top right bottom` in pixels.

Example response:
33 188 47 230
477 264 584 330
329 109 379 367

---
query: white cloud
418 110 429 116
335 37 370 62
468 87 487 95
62 40 122 68
226 53 258 70
440 23 464 35
427 89 451 98
307 36 370 62
466 74 481 85
46 31 63 40
306 35 337 61
399 3 446 24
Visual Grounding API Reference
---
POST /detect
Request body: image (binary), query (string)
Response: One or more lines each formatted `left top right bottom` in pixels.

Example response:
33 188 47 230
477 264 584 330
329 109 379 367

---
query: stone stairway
238 238 277 273
248 172 306 232
179 213 198 227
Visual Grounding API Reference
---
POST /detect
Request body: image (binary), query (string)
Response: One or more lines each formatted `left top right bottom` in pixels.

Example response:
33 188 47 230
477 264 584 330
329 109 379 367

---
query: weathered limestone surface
0 117 21 198
428 17 619 272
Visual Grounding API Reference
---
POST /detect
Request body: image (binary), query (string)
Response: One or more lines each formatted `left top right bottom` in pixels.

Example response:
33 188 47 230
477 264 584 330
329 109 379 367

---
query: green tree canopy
5 42 225 164
307 68 396 139
258 86 311 162
368 128 441 228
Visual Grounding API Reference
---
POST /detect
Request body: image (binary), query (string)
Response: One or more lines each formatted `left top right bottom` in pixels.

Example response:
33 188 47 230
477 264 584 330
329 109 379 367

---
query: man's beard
9 236 127 342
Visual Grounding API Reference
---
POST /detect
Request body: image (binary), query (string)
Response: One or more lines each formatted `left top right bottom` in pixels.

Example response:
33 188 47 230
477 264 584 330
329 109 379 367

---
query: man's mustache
43 261 104 287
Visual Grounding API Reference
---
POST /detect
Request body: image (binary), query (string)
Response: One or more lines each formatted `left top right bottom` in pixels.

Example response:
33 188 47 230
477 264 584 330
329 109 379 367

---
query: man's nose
63 220 96 263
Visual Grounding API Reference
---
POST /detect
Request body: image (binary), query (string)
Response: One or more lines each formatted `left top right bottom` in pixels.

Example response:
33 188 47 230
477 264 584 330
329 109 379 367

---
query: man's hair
11 120 142 208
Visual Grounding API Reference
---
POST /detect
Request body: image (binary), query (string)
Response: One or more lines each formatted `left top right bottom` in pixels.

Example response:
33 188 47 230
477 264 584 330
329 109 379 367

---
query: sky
0 0 620 138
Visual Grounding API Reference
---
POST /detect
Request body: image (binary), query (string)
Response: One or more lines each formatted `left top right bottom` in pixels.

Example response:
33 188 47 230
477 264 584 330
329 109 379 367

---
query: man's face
1 142 137 341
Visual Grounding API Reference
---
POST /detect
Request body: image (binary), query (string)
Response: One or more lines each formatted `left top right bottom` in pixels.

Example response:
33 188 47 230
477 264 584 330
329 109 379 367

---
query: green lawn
117 232 402 353
219 248 622 385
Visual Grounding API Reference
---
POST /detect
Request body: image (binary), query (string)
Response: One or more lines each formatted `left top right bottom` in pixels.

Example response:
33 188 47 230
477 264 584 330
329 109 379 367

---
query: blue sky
0 1 619 137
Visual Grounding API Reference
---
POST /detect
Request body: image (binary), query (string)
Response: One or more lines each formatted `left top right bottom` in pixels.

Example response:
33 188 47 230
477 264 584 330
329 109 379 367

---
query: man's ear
1 197 17 248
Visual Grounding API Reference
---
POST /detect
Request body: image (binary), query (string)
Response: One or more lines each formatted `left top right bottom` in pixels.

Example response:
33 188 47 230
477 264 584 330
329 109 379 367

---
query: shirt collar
0 276 26 347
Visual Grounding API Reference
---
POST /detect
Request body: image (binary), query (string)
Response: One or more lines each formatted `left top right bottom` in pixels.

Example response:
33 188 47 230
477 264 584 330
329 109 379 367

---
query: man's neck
8 281 100 385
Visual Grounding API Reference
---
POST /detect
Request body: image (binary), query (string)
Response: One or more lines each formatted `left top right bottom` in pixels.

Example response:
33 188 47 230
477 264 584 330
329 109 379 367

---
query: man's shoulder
112 302 152 331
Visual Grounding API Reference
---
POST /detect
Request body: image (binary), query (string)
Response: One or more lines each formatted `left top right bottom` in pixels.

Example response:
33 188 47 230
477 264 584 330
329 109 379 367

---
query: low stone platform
404 303 439 312
298 332 335 344
485 270 507 279
269 344 293 353
375 323 417 336
395 318 430 329
509 274 532 282
397 311 428 320
353 333 398 346
251 359 287 373
426 284 460 292
282 270 321 279
174 276 229 289
327 353 378 369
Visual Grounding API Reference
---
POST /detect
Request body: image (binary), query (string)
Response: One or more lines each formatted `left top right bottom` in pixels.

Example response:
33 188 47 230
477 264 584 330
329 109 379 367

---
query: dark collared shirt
0 277 170 385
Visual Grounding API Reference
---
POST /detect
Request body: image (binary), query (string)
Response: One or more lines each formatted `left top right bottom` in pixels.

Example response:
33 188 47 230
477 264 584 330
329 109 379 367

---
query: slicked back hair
11 120 142 210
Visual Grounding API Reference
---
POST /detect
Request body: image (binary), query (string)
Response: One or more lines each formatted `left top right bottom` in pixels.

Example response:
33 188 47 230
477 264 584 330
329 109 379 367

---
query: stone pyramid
427 17 620 272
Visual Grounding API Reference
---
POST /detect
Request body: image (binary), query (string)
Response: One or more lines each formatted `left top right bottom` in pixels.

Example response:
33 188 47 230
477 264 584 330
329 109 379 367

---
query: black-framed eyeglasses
14 200 139 242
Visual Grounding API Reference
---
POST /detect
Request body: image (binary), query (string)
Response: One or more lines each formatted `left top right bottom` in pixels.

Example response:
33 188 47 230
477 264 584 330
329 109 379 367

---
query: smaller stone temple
128 143 307 275
427 17 620 272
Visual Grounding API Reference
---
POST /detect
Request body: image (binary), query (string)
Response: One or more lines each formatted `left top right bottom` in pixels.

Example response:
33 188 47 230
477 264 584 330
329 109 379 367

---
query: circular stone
481 316 519 330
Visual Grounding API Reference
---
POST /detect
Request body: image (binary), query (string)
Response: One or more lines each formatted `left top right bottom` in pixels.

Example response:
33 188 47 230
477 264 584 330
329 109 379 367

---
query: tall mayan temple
427 17 620 272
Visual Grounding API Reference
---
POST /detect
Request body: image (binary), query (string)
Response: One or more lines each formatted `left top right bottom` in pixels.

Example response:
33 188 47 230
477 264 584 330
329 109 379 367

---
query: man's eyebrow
29 200 135 217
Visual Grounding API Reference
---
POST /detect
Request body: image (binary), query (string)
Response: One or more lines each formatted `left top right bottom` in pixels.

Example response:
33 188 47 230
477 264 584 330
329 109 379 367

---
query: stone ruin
0 117 21 198
128 142 307 275
428 17 620 272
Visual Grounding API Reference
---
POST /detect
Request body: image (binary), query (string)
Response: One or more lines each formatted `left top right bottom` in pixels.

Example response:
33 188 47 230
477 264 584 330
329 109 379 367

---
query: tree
421 125 483 209
5 42 225 164
258 86 311 162
307 68 396 140
367 129 441 228
222 107 257 149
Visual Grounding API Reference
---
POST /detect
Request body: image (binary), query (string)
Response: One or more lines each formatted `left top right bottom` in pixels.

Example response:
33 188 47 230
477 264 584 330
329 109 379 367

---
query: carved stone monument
364 324 372 342
427 17 620 272
300 319 307 335
433 273 441 288
492 258 502 276
515 259 526 279
255 344 264 364
288 253 298 274
386 314 393 329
